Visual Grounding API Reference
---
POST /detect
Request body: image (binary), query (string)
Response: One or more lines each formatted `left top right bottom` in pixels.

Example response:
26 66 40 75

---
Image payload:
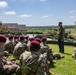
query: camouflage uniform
14 35 19 45
19 51 50 75
4 41 15 54
0 46 4 74
16 41 50 75
0 46 19 75
40 42 54 65
13 42 27 59
0 56 20 75
72 48 76 60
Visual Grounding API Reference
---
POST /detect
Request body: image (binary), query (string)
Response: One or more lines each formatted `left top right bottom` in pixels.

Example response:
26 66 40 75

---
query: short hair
59 22 62 24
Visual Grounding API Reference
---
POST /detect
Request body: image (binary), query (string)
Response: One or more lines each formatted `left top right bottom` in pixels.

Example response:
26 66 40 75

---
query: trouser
58 39 64 53
0 60 4 74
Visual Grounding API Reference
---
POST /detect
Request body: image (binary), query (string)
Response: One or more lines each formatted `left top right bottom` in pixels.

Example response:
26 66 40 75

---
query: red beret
42 37 47 41
14 35 19 39
30 41 40 50
29 38 34 41
25 36 29 39
0 34 6 43
35 38 41 43
9 35 13 39
20 36 26 40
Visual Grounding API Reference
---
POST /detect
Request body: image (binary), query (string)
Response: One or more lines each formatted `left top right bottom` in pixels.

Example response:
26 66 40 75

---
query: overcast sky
0 0 76 26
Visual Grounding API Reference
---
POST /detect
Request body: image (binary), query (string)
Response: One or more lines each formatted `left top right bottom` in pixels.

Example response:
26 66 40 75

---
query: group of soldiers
0 34 65 75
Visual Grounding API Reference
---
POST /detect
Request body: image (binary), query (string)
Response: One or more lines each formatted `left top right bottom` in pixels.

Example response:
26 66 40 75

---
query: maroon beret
25 36 29 39
0 34 6 43
42 37 47 41
20 36 26 41
9 35 13 39
35 38 41 43
30 41 40 50
29 38 34 41
14 35 19 39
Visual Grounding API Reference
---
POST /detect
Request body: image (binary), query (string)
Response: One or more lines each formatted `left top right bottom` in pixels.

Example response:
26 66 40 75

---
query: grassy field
48 44 76 75
5 44 76 75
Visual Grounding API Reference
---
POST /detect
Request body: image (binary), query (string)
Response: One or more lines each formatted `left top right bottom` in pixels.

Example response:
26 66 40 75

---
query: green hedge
47 40 76 46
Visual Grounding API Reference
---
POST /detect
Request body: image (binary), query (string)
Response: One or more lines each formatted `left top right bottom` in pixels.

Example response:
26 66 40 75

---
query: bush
68 34 73 39
47 40 76 46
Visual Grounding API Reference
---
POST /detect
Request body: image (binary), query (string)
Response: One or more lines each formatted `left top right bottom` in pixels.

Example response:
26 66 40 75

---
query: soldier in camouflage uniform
13 36 28 59
27 37 35 51
35 38 41 43
40 37 54 65
0 34 6 74
25 36 29 44
14 35 19 45
2 56 19 75
17 41 50 75
4 35 15 54
58 22 65 53
72 48 76 61
0 34 20 75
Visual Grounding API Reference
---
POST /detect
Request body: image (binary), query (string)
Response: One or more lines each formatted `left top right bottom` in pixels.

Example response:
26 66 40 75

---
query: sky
0 0 76 26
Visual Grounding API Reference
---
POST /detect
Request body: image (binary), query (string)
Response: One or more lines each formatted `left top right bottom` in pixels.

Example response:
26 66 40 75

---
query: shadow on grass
62 53 72 55
48 64 56 69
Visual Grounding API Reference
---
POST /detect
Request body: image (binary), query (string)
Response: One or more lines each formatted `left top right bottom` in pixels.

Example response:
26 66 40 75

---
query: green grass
48 44 76 75
5 44 76 75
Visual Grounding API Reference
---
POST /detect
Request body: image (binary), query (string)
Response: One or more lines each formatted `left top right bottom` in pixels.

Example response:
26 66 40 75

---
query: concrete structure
18 25 26 31
2 23 26 32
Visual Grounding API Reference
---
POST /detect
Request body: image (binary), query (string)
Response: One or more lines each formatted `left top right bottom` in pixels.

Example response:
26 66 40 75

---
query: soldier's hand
6 61 13 65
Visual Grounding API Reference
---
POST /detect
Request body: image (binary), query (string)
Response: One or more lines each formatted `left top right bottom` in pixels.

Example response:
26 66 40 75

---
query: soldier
72 48 76 61
25 36 29 44
0 34 19 75
13 35 28 59
27 37 35 51
4 35 15 54
0 34 6 74
18 41 51 75
35 38 41 43
1 56 19 75
14 35 19 45
40 37 54 65
58 22 65 53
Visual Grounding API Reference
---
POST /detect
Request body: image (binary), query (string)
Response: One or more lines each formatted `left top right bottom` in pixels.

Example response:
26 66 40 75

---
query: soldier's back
4 41 15 54
20 51 49 75
13 42 27 59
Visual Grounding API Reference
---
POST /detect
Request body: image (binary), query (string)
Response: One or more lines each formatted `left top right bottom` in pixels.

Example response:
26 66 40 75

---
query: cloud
4 11 16 15
20 14 31 17
0 1 8 8
40 0 46 2
69 10 75 13
70 16 76 18
11 0 16 1
41 15 52 19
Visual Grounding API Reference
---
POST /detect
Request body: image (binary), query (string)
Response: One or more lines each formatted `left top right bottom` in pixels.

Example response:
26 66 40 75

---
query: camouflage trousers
0 60 4 74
